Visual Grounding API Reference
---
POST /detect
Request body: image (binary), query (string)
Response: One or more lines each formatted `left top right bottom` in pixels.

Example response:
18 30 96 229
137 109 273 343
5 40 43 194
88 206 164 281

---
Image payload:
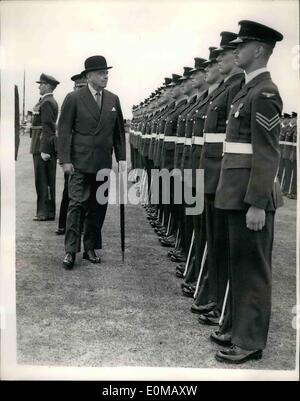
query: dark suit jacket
30 94 58 155
57 86 126 173
215 72 283 211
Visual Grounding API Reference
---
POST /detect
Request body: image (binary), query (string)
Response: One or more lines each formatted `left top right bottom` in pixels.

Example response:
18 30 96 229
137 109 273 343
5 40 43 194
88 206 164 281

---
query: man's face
217 49 236 75
87 69 109 89
39 82 50 95
182 79 193 94
172 84 181 98
191 70 205 88
233 41 257 69
205 62 221 84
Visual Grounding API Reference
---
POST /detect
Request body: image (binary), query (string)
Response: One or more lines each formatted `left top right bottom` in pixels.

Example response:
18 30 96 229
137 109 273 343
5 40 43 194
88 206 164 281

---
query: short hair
255 41 273 59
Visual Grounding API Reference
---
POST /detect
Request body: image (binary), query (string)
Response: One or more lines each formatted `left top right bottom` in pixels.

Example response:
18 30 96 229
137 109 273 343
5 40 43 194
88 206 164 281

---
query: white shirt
88 83 102 100
245 67 269 84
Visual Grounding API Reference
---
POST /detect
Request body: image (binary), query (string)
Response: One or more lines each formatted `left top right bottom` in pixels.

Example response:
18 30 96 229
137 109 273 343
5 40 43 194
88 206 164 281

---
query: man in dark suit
56 73 87 235
30 73 59 221
57 55 126 269
213 21 284 364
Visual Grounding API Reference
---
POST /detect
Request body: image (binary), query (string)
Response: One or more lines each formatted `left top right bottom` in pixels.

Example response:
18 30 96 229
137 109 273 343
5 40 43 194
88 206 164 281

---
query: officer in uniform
277 113 290 183
178 51 220 302
213 20 283 364
56 73 87 235
30 73 59 221
197 32 245 326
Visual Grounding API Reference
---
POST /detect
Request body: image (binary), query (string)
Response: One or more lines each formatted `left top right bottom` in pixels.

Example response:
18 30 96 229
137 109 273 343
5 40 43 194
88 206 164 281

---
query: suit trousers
33 154 56 219
65 171 108 253
225 210 275 350
58 173 69 230
205 194 228 311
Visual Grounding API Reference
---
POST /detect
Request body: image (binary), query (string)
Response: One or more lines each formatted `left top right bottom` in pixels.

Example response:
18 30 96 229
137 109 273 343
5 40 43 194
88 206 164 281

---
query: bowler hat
36 73 60 87
81 55 112 75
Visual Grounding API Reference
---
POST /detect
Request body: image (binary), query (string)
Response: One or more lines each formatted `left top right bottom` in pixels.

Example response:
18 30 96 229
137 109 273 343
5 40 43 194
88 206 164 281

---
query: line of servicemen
278 112 297 199
129 20 293 364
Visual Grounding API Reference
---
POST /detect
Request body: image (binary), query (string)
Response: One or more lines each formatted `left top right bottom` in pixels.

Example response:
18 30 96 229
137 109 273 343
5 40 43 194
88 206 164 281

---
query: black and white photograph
0 0 299 382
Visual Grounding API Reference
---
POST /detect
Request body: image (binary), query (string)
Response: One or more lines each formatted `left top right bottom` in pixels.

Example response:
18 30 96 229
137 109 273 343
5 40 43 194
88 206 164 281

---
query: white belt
284 142 293 146
192 136 204 146
31 126 42 129
223 141 253 154
159 134 165 140
204 133 226 143
185 138 192 146
279 141 285 145
151 133 157 138
176 137 186 144
142 134 151 139
164 136 177 142
292 142 298 147
136 131 142 136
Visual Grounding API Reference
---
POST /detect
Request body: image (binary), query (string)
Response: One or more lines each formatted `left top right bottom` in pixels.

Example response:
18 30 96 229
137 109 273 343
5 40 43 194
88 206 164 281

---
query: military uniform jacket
147 109 161 160
200 73 245 194
161 98 188 169
154 101 176 167
174 94 198 169
142 110 157 158
215 71 283 211
57 86 126 173
289 121 297 162
282 121 293 160
30 94 58 155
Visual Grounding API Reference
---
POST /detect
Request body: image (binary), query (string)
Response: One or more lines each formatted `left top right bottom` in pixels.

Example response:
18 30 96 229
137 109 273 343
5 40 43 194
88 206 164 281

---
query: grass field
16 134 297 372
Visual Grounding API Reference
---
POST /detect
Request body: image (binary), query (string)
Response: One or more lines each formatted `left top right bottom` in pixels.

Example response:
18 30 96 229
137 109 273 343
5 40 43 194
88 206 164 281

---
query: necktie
96 91 102 110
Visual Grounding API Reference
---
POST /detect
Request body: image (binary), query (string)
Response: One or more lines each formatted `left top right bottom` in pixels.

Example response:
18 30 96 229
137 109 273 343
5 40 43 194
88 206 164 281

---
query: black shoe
83 249 101 264
215 345 263 364
62 252 75 270
210 331 232 347
160 237 175 247
176 263 185 273
55 228 65 235
190 302 216 315
171 253 186 263
198 310 220 326
175 271 184 278
181 286 195 297
33 216 47 221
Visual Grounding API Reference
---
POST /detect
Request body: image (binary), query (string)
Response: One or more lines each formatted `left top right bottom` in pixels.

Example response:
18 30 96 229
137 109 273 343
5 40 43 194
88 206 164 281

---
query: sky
1 0 299 118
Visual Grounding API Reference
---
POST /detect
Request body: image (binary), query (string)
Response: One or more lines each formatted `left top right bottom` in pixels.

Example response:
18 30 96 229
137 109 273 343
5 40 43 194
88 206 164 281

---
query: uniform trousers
205 194 228 311
224 210 275 350
65 171 108 253
33 154 56 219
